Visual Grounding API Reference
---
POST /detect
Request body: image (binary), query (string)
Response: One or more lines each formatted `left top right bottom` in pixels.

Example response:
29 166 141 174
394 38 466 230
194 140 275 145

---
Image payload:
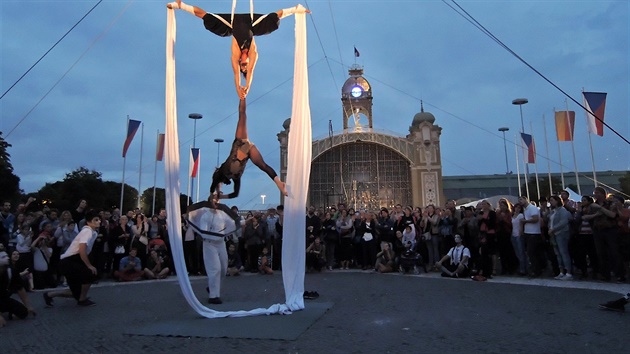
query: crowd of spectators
1 186 629 326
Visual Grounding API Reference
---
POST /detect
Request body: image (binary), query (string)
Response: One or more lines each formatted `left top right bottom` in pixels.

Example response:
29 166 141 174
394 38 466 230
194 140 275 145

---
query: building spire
420 100 425 113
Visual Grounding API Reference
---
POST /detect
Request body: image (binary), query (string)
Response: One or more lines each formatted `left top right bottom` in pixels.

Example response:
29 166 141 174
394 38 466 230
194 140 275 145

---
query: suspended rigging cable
5 0 133 138
0 0 104 101
443 0 629 145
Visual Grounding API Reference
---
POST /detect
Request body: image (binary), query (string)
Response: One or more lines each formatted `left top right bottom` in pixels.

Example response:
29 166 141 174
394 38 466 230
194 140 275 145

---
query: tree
140 187 192 216
0 131 21 202
38 167 138 211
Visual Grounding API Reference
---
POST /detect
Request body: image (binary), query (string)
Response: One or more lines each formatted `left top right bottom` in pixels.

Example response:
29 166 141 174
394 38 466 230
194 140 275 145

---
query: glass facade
309 142 412 210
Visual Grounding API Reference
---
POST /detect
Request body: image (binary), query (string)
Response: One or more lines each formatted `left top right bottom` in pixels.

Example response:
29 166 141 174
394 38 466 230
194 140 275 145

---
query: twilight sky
1 0 628 209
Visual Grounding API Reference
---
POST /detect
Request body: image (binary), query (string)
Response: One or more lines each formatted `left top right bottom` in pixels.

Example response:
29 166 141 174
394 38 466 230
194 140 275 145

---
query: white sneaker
562 273 573 280
554 273 565 280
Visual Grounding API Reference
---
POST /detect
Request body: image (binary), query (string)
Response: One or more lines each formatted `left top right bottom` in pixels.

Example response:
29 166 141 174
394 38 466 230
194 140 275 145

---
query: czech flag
122 119 141 158
583 91 606 136
190 148 200 178
554 111 575 141
521 133 536 164
156 133 165 161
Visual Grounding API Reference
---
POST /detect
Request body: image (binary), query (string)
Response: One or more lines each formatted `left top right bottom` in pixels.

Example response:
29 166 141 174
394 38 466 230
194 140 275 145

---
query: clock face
351 86 363 97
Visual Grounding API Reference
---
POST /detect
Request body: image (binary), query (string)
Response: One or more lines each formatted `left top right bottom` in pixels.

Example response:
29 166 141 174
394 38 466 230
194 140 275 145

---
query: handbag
422 232 432 241
114 245 126 254
139 235 149 246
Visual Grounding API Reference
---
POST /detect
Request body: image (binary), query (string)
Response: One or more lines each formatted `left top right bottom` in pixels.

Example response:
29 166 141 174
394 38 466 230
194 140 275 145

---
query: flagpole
583 88 598 187
196 152 201 203
554 108 566 189
530 121 541 199
521 133 530 200
137 123 144 210
152 129 159 216
187 146 192 206
120 115 129 212
514 134 522 197
566 99 581 194
541 114 553 197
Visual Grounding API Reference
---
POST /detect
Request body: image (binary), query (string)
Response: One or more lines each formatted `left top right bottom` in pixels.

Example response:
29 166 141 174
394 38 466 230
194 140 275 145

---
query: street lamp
261 194 266 205
213 138 224 168
498 127 512 196
189 113 203 203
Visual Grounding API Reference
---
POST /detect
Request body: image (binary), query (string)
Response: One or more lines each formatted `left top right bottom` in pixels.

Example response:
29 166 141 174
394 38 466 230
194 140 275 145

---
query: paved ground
1 270 628 353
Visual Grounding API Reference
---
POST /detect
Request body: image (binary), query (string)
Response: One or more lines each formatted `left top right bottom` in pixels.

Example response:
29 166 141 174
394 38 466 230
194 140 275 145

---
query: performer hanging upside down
210 98 288 200
167 0 310 98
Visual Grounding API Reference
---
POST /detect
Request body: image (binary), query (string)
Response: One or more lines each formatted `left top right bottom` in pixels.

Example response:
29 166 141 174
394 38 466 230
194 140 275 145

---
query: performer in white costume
187 202 240 304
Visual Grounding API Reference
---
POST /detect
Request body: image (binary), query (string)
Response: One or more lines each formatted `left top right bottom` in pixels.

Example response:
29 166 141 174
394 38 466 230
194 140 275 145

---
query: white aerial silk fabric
165 7 310 318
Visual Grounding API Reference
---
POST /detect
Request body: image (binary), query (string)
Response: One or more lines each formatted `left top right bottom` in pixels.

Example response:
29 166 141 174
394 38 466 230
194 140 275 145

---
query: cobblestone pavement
1 270 628 353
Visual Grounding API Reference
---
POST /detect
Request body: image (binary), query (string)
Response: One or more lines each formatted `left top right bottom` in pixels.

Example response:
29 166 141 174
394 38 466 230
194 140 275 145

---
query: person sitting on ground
210 98 287 200
143 249 169 279
258 246 273 275
226 243 243 276
115 248 145 282
306 236 326 272
0 250 36 328
436 234 471 278
375 241 395 273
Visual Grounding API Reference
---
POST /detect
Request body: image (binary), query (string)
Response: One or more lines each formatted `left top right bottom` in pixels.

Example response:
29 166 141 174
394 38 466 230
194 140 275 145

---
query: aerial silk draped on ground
165 8 310 318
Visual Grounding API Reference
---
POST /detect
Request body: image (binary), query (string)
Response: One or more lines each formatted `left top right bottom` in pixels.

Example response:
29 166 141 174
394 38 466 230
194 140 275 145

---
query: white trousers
203 238 228 298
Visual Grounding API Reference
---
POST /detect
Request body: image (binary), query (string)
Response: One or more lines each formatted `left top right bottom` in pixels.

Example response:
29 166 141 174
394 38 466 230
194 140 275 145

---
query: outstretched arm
167 1 206 18
231 39 245 99
276 4 311 19
242 41 258 98
225 177 241 199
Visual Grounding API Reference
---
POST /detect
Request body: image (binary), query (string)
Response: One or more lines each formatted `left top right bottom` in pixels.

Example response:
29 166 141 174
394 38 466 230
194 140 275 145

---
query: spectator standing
477 200 497 278
583 187 624 282
336 209 354 270
420 205 439 269
321 212 338 270
511 204 527 276
496 198 518 275
519 196 544 278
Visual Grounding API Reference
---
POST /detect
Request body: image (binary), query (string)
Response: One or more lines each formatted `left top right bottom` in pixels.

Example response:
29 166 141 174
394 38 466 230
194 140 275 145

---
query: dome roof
341 76 371 94
282 118 291 130
411 101 435 126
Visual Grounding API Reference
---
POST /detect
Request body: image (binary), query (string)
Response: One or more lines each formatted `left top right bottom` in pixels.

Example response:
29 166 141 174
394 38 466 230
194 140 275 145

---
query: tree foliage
140 187 191 216
38 167 138 212
0 131 21 202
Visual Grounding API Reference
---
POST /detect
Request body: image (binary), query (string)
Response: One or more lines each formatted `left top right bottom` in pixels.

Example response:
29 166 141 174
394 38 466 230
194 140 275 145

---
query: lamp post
213 138 224 168
189 113 203 203
261 194 266 205
498 127 512 196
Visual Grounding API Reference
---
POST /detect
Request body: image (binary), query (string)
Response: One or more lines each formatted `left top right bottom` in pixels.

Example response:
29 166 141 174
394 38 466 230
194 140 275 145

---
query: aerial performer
166 0 310 98
210 98 288 199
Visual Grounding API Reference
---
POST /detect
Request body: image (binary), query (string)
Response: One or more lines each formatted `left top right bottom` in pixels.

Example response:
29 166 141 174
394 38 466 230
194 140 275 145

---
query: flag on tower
156 133 165 161
190 148 200 178
583 91 606 136
554 111 575 141
521 133 536 163
354 46 360 57
122 119 141 158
